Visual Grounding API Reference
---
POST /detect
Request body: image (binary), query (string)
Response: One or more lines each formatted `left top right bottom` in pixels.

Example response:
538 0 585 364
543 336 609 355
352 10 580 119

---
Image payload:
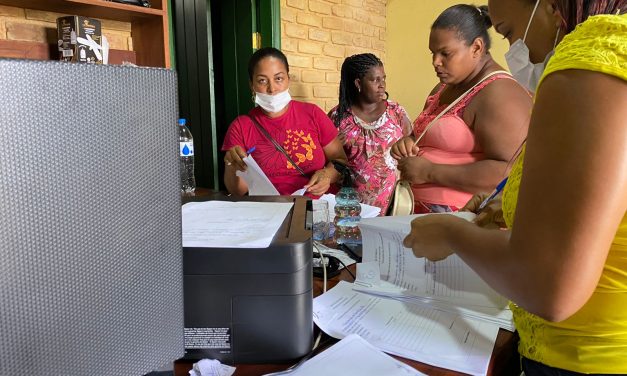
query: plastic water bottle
178 118 196 193
333 163 361 245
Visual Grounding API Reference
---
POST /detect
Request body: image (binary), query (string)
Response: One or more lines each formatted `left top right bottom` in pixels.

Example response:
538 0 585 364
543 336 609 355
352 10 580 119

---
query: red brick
298 40 322 55
323 44 344 58
331 30 351 45
0 5 24 18
281 7 296 23
309 0 331 15
286 0 306 10
322 17 343 30
313 85 337 98
6 21 49 43
296 13 321 27
309 28 330 42
285 23 307 39
313 56 337 70
302 70 324 83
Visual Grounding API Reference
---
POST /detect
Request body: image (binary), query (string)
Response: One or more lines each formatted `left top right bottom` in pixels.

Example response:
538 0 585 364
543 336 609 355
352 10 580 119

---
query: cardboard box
57 16 103 64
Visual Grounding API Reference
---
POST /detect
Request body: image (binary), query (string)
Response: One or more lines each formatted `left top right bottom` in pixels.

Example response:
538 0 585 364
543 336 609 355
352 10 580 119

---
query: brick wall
280 0 387 113
0 5 133 53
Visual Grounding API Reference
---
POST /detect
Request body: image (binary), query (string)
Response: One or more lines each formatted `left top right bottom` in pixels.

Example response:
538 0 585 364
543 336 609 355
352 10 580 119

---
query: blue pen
478 176 508 211
246 146 256 155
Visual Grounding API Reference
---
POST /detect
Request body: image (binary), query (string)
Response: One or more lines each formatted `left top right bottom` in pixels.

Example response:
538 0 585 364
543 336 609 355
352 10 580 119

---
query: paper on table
279 334 426 376
236 155 279 195
182 201 293 248
313 281 500 376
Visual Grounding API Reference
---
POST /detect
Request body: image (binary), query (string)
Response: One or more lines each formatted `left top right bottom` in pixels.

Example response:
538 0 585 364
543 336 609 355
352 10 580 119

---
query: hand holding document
356 213 514 331
236 155 279 195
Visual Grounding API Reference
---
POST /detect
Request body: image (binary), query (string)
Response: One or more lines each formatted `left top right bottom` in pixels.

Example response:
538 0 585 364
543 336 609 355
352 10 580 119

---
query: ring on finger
225 160 232 166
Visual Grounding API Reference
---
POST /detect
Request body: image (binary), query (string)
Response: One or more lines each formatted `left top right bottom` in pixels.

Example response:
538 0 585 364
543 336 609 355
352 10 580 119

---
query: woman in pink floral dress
328 54 412 214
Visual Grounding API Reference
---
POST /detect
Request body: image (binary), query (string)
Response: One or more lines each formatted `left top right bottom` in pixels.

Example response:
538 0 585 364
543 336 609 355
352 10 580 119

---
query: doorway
171 0 280 190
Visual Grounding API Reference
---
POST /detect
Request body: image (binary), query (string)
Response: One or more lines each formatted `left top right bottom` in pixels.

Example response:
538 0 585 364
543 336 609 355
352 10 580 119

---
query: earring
358 87 361 93
251 92 256 103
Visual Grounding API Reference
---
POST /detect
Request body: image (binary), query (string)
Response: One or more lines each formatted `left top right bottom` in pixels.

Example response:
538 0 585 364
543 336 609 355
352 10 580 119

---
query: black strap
247 115 307 177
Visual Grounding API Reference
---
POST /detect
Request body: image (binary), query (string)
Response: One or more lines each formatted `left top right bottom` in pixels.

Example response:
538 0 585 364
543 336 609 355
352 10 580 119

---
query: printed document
236 155 279 195
313 281 499 376
357 213 513 330
182 201 293 248
280 334 426 376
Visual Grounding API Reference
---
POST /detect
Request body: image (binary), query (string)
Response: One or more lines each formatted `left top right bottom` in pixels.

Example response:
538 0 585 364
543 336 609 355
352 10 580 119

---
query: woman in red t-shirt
222 47 347 196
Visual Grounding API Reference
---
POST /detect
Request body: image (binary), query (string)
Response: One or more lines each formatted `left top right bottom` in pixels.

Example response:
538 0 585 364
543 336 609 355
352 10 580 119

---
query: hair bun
478 5 492 29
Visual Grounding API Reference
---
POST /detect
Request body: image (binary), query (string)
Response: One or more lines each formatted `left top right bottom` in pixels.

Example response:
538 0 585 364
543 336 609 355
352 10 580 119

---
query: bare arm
404 70 627 321
399 79 531 192
304 137 347 195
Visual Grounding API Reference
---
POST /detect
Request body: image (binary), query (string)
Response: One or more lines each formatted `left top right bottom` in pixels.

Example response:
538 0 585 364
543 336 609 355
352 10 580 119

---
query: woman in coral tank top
391 4 532 214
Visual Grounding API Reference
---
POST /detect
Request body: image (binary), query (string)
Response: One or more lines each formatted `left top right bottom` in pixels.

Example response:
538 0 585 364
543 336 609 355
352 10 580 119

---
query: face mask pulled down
254 90 291 113
505 0 559 93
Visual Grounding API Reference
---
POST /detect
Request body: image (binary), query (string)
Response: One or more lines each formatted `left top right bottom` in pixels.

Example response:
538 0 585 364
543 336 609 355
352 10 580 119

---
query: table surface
175 189 520 375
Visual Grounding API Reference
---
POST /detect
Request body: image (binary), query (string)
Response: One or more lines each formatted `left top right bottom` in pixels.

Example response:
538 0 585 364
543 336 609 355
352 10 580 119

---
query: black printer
182 195 313 364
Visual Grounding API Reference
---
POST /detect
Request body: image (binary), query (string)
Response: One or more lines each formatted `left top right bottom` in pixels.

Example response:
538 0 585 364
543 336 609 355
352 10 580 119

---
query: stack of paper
356 213 514 331
181 201 293 248
313 281 500 376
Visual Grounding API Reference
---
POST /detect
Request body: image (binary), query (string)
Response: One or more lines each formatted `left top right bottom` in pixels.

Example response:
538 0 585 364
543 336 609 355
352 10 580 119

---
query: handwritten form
283 334 426 376
356 213 513 330
313 281 499 376
236 155 279 195
181 201 293 248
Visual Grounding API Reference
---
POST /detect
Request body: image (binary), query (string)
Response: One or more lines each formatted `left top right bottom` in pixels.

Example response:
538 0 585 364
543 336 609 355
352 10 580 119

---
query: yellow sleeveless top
502 14 627 373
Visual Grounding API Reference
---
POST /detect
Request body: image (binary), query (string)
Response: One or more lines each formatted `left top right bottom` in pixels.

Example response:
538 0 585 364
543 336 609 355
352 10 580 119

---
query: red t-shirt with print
222 101 338 195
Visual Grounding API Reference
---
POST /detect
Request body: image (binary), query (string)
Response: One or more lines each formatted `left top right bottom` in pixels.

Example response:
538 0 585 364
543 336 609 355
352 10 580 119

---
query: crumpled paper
188 359 236 376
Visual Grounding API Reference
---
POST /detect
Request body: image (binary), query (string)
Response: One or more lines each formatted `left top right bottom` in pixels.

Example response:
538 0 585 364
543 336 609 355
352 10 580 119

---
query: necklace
353 110 389 130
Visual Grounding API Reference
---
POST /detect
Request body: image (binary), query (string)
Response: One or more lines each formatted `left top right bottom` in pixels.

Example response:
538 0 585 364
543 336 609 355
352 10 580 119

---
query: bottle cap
178 118 186 126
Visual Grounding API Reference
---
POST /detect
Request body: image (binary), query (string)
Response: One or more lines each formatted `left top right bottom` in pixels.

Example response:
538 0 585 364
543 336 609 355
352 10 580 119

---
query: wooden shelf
0 0 170 67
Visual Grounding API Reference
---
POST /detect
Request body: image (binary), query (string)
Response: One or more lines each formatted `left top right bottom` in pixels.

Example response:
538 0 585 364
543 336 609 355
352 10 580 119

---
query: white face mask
254 89 291 113
504 0 559 93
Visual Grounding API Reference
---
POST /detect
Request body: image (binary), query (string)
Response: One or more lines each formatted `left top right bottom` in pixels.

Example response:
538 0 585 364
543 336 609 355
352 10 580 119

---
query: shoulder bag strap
414 70 510 145
247 115 308 177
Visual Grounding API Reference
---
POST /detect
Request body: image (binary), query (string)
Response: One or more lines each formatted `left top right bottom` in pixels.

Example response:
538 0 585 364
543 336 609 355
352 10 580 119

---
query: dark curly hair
332 53 384 127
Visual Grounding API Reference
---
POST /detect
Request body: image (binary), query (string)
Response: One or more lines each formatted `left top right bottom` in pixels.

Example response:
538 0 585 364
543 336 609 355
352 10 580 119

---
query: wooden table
176 189 520 375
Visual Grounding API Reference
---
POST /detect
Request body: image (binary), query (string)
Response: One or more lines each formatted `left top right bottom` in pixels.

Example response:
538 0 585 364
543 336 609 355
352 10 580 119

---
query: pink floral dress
328 101 409 214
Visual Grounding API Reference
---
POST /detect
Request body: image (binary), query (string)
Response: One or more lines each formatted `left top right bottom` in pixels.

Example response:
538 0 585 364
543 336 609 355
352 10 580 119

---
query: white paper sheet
280 334 426 376
313 281 500 376
357 213 513 330
236 155 279 195
182 201 293 248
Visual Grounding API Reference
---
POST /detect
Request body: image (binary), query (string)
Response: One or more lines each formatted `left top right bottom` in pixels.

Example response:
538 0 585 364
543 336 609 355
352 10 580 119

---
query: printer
182 195 313 364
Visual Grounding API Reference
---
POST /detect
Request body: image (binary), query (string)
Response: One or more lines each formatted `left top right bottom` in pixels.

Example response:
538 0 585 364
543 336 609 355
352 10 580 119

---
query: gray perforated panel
0 59 183 376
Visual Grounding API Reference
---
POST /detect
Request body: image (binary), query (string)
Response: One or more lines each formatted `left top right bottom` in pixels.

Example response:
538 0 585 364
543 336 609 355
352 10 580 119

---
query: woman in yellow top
403 0 627 374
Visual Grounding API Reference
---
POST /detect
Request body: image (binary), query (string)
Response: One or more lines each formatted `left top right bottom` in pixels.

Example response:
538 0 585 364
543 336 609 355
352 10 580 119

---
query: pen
477 176 508 211
247 146 256 155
